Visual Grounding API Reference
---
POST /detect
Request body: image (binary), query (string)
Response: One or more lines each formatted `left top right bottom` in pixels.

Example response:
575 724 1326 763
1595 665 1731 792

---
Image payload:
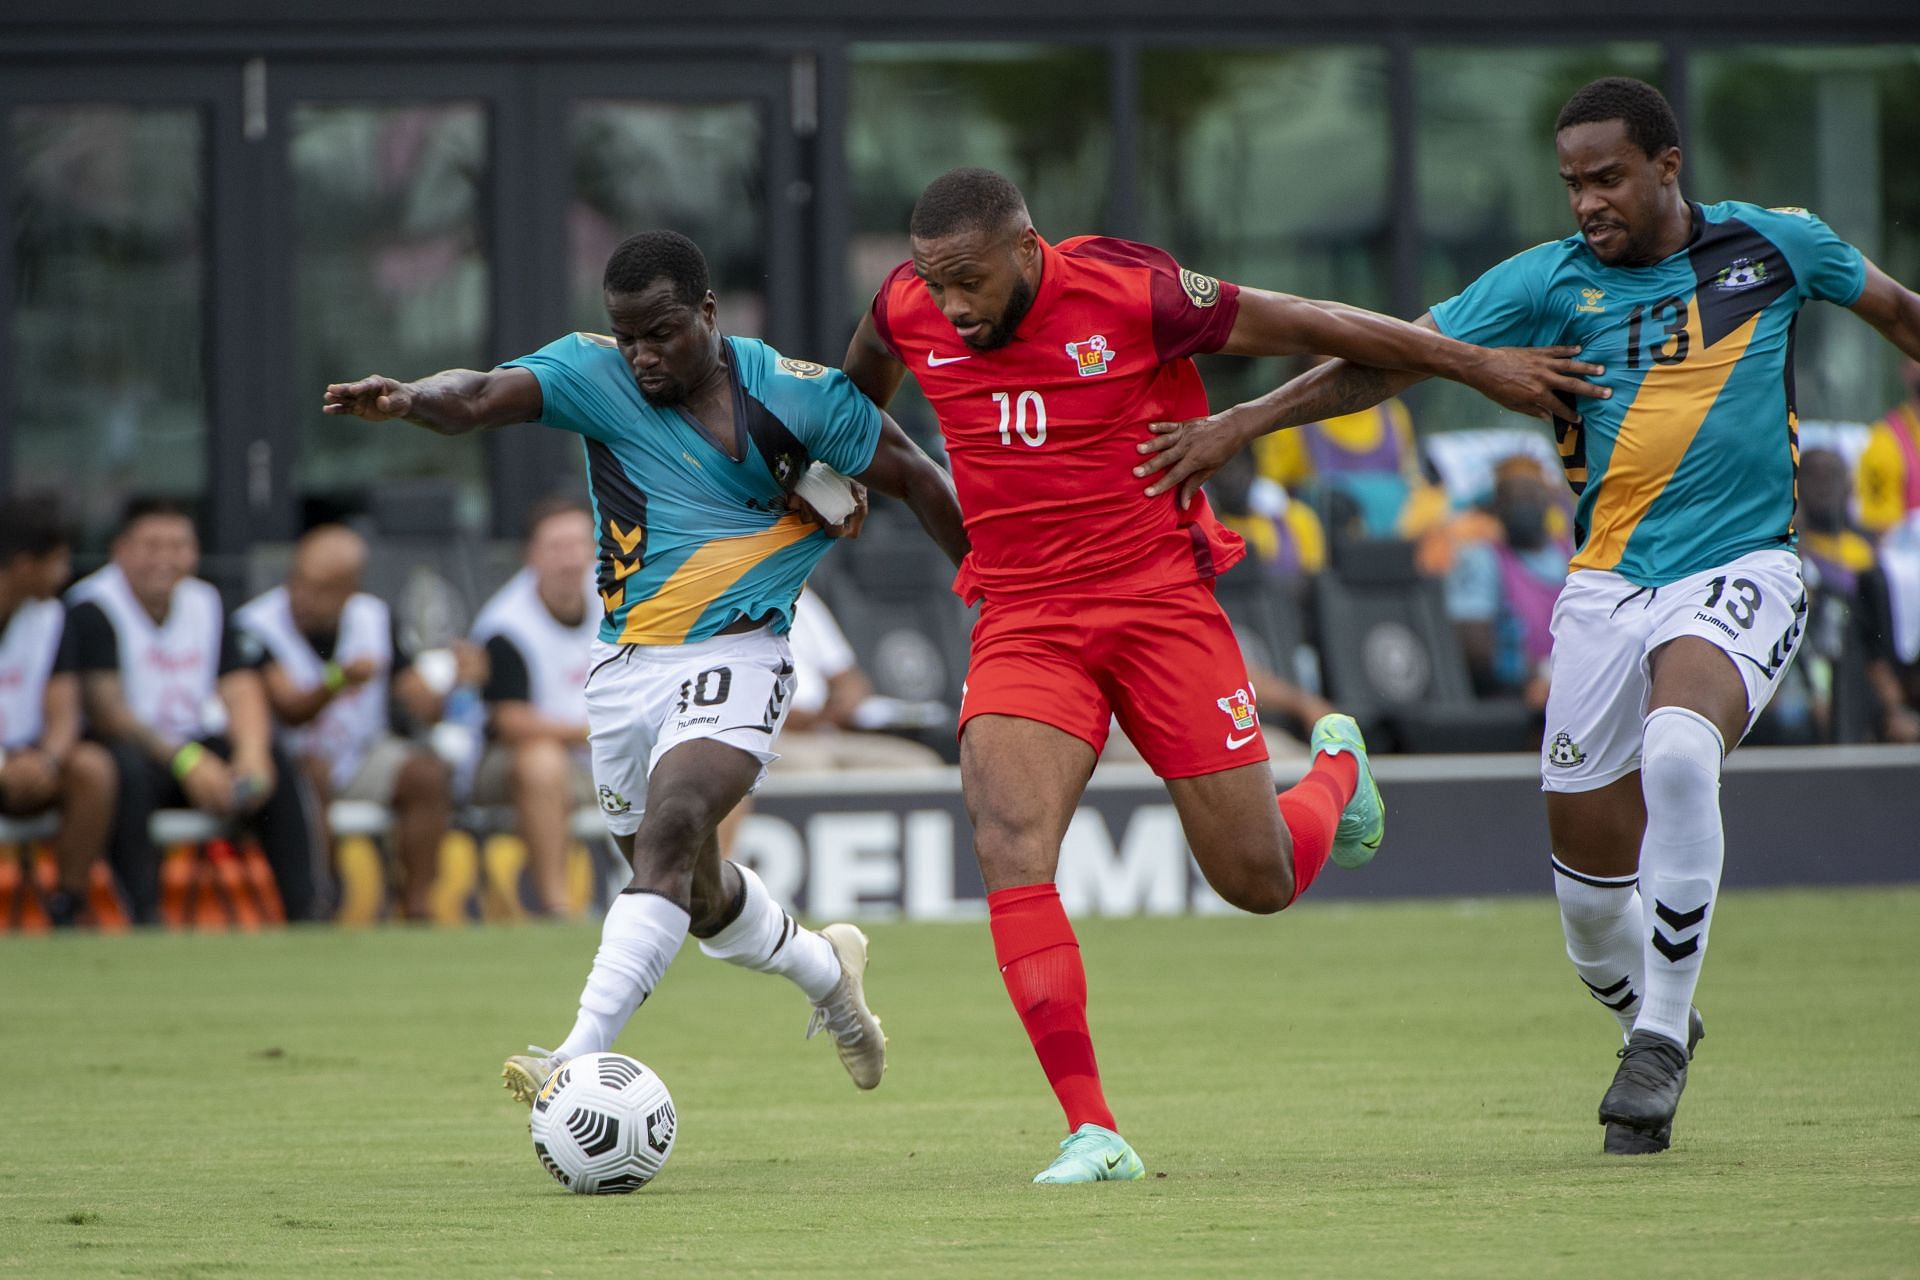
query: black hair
524 493 592 542
602 230 710 306
1555 77 1680 158
117 495 194 536
0 492 70 561
909 167 1030 241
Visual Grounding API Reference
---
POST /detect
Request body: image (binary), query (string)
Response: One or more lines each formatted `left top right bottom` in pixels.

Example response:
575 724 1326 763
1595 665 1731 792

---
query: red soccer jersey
871 235 1248 602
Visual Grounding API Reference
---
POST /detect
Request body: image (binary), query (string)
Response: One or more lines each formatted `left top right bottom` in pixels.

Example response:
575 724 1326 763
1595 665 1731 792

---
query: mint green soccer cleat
1310 713 1384 869
1032 1124 1147 1184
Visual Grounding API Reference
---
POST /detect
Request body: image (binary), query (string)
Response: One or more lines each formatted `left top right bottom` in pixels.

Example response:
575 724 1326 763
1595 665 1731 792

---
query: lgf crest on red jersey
1064 334 1114 377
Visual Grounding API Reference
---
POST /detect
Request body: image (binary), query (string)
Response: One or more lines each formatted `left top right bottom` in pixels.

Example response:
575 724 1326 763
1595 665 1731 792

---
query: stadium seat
1312 540 1539 753
1210 560 1315 692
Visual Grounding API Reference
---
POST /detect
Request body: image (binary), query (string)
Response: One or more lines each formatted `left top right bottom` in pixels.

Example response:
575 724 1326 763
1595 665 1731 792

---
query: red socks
1276 748 1358 905
987 883 1115 1133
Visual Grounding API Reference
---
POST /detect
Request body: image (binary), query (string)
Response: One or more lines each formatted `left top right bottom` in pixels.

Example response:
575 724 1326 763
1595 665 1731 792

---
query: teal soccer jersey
502 335 881 644
1430 200 1866 587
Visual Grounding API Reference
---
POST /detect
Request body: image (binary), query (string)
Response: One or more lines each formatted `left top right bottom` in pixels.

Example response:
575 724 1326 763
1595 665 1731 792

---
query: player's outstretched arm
1138 317 1435 508
1849 260 1920 363
321 366 543 436
855 413 970 568
841 314 909 411
1222 288 1606 424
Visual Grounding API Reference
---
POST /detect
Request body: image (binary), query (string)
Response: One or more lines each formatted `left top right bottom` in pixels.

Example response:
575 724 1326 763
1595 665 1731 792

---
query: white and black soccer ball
528 1052 676 1195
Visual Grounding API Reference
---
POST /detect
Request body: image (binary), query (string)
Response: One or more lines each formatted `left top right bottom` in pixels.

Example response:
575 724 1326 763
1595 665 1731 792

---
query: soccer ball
528 1052 676 1195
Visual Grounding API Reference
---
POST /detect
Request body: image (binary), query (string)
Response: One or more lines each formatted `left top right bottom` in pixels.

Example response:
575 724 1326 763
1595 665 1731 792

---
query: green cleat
1032 1124 1147 1184
1310 714 1384 869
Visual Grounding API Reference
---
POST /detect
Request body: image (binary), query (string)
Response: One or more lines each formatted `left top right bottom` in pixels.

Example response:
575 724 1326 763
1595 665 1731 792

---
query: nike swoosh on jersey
1226 732 1258 749
926 352 973 366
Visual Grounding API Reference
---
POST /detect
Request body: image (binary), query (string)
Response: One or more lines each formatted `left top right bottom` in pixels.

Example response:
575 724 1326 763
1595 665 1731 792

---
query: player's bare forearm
219 670 275 775
260 663 332 728
1222 289 1483 381
81 671 181 765
39 674 83 763
322 366 541 434
1850 261 1920 362
842 314 909 411
857 415 970 568
1134 358 1426 506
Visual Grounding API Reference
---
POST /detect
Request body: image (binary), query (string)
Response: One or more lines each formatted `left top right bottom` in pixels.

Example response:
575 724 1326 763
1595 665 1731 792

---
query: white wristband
793 461 858 525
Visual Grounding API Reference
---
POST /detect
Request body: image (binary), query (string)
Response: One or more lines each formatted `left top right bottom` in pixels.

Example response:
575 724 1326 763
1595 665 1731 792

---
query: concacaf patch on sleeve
776 357 828 378
1179 267 1222 309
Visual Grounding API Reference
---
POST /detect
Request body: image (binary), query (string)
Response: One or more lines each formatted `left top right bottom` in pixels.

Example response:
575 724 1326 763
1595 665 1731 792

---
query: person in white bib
240 525 463 920
0 494 117 926
469 498 601 918
68 499 324 923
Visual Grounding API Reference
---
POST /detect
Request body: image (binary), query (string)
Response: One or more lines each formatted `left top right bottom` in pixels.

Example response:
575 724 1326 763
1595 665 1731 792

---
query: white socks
698 863 842 1002
555 892 690 1061
1633 706 1726 1049
1553 859 1644 1037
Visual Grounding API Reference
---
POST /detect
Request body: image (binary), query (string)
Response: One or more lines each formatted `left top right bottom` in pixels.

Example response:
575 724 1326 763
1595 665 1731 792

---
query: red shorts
958 581 1268 778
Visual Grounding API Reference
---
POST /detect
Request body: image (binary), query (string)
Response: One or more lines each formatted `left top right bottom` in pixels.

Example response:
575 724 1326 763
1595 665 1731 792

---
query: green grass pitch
3 887 1916 1278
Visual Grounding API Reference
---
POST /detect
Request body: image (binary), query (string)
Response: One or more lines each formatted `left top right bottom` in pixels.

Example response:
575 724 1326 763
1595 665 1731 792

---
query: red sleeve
1059 237 1241 361
869 260 916 361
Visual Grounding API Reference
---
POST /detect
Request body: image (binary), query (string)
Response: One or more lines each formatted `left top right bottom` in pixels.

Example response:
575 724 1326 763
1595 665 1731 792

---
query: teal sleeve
500 333 623 443
1429 244 1558 348
1754 207 1867 307
764 359 883 477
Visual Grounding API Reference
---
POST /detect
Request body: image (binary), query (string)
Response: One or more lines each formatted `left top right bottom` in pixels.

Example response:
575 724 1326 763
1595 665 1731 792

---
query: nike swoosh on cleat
1225 732 1258 749
1105 1154 1123 1170
927 352 973 366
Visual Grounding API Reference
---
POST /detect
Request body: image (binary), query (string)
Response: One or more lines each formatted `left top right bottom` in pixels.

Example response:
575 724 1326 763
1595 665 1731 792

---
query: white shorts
1540 548 1807 793
583 628 796 836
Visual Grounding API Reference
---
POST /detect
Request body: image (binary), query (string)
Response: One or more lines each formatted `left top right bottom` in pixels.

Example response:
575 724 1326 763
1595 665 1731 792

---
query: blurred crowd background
3 5 1918 927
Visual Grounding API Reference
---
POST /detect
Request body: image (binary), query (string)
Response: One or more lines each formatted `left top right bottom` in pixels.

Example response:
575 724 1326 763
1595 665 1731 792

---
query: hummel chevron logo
1652 930 1699 963
1581 975 1637 1011
926 352 972 366
1654 900 1708 932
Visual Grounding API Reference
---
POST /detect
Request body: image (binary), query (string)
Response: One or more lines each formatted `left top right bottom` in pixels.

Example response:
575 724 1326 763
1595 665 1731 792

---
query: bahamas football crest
1064 334 1114 377
1547 732 1586 768
1714 257 1769 292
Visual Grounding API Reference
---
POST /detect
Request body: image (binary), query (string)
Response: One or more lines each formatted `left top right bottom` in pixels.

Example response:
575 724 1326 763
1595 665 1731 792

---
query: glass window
291 102 489 528
1413 46 1664 433
569 100 767 338
8 105 206 550
1691 46 1920 421
1139 46 1392 408
848 44 1111 446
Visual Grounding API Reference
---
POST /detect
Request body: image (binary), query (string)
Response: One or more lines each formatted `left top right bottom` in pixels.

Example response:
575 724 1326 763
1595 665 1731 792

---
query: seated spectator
1858 515 1920 743
1798 448 1880 599
0 494 116 926
1855 357 1920 537
1254 360 1447 541
68 498 323 922
1206 447 1327 588
238 524 465 920
1444 456 1569 708
772 589 946 772
471 498 600 918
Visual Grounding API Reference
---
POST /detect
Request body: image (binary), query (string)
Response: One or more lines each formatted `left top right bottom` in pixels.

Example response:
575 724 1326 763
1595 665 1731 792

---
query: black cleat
1601 1007 1703 1155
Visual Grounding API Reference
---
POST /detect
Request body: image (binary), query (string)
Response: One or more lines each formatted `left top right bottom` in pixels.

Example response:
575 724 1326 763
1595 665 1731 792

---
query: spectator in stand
238 524 467 920
68 498 324 922
1207 442 1327 588
1858 515 1920 744
471 497 600 918
1797 449 1879 599
1855 357 1920 536
1253 355 1448 542
1444 455 1569 709
0 494 116 926
772 588 945 772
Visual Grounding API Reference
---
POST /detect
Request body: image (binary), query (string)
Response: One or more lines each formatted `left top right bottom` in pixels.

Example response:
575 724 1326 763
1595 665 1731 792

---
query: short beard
968 274 1037 351
637 378 686 408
